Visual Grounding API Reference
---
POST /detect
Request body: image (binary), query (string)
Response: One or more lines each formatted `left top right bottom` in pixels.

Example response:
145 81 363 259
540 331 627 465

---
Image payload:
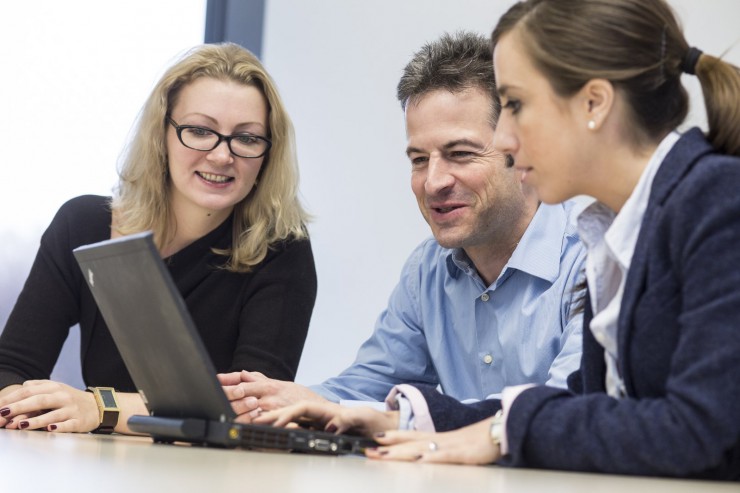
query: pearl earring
588 120 596 130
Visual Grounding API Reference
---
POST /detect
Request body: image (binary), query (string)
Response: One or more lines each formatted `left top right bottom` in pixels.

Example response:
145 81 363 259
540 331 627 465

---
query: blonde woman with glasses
0 43 316 435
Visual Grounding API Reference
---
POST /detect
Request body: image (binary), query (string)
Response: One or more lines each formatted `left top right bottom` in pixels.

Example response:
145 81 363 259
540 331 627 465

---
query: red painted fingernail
325 424 338 433
19 421 29 429
49 424 57 431
379 450 389 456
374 432 385 438
0 408 10 417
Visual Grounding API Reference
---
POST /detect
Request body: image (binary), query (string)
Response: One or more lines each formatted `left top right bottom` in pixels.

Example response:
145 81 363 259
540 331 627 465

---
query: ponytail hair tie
681 47 703 75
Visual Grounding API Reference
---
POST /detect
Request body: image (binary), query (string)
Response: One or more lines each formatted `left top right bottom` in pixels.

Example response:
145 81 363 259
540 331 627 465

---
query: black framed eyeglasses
167 117 272 158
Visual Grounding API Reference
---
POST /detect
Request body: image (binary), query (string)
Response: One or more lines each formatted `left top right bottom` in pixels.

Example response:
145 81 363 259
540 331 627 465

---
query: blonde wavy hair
111 42 309 272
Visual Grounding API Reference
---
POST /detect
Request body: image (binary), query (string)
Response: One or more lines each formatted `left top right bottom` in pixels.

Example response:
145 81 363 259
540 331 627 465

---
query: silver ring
428 441 438 452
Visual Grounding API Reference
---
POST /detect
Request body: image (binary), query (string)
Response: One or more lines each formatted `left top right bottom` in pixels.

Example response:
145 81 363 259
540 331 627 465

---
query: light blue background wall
1 0 738 388
0 0 207 387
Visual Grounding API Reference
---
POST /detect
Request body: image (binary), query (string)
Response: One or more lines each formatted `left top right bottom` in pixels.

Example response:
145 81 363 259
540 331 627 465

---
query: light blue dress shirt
312 201 586 403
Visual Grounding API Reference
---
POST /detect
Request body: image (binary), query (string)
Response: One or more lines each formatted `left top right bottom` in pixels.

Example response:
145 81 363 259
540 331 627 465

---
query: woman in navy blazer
254 0 740 480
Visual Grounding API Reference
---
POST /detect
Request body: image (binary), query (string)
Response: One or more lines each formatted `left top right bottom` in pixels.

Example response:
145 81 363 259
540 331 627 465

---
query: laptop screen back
73 232 236 422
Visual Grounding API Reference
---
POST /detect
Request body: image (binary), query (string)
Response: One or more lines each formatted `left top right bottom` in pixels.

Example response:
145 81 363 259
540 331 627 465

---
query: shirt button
481 293 490 302
483 354 493 365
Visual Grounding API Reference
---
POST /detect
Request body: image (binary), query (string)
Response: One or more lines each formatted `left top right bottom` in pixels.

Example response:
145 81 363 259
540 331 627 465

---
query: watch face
100 390 117 409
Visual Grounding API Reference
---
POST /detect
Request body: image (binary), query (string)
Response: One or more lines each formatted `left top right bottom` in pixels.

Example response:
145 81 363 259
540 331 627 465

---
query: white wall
259 0 740 385
1 0 739 388
0 0 206 386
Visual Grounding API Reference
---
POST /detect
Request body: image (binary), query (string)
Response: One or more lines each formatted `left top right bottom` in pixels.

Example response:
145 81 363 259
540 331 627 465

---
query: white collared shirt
577 131 680 397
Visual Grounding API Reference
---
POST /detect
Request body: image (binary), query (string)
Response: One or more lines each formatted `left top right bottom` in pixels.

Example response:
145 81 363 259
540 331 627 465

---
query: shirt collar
446 248 475 279
445 202 571 284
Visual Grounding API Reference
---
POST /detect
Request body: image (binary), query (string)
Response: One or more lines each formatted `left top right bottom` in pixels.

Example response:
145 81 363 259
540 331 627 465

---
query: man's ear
578 78 615 131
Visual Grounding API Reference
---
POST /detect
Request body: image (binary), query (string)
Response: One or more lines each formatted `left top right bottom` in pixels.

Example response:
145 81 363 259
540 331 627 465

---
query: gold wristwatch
86 387 120 434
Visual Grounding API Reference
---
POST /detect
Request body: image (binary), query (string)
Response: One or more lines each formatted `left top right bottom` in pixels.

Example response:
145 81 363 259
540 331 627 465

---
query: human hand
0 380 99 433
0 384 24 428
366 417 501 465
218 370 327 423
253 400 399 437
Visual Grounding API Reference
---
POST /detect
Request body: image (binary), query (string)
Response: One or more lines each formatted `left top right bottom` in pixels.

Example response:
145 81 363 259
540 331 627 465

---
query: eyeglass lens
179 127 268 158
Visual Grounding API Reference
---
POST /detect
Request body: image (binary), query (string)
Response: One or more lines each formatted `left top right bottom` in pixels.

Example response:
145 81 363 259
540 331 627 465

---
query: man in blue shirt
219 31 585 419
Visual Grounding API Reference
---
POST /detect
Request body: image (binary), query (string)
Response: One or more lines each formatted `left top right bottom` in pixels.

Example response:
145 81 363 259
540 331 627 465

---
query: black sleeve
231 237 317 381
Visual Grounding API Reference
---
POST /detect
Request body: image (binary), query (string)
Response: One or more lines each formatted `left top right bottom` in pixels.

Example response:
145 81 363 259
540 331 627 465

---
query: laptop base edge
127 415 377 455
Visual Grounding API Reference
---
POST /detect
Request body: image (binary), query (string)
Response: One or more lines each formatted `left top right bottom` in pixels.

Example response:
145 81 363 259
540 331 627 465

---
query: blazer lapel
617 128 712 394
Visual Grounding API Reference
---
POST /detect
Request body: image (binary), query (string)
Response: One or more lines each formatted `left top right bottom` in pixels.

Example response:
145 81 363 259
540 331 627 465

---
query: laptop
73 231 376 455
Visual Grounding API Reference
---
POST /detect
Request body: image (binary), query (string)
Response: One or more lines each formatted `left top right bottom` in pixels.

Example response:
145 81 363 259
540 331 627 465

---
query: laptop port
308 439 338 453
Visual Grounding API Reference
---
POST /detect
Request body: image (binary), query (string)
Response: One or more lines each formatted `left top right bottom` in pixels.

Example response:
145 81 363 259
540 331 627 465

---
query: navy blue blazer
415 129 740 480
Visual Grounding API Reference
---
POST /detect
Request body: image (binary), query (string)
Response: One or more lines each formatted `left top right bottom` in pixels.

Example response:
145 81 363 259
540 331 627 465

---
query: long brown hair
491 0 740 156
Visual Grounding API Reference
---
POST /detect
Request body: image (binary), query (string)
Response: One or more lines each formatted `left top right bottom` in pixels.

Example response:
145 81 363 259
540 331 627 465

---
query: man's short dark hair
397 31 498 124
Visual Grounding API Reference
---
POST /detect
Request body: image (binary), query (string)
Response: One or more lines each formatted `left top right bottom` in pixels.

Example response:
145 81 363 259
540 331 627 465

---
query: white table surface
1 428 736 493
